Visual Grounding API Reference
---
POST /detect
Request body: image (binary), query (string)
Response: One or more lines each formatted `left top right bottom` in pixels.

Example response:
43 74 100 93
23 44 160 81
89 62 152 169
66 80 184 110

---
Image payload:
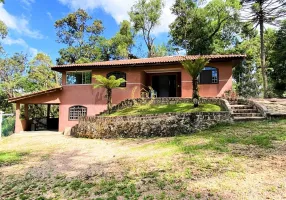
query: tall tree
55 9 104 64
0 53 27 98
0 20 7 53
181 57 209 107
24 53 59 93
93 75 126 114
269 20 286 97
241 0 286 97
129 0 164 57
170 0 241 55
111 20 135 59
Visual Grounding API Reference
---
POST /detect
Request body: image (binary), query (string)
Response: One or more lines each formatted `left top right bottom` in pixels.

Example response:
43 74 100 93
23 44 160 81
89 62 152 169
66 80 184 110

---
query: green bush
2 117 15 137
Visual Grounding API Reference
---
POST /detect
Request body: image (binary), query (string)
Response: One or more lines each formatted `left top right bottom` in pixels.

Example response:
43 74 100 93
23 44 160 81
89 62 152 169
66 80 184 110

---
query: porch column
24 104 28 120
47 104 51 119
15 103 22 133
47 104 51 130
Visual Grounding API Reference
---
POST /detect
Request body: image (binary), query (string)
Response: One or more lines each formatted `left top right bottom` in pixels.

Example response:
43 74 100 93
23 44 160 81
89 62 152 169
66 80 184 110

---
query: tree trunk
107 88 112 114
259 7 268 98
193 77 199 108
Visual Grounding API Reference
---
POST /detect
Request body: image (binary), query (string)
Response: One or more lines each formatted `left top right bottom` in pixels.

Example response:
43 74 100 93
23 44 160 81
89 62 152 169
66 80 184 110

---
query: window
66 71 92 85
199 67 218 84
69 106 87 120
107 71 126 87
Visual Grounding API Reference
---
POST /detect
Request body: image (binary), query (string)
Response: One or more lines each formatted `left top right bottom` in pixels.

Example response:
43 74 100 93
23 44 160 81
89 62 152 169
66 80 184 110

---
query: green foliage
0 53 27 98
169 0 241 54
1 116 15 137
111 20 135 59
181 57 209 102
241 0 286 97
129 0 164 57
0 151 28 166
0 52 59 117
234 60 260 98
93 75 126 114
55 9 135 64
93 75 126 90
25 53 59 93
0 20 7 52
108 103 221 116
0 0 7 51
269 21 286 97
55 9 104 64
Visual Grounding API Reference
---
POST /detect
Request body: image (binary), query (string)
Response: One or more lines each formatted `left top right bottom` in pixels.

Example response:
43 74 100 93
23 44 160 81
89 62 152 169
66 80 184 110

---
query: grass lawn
0 121 286 199
0 151 28 167
108 103 221 116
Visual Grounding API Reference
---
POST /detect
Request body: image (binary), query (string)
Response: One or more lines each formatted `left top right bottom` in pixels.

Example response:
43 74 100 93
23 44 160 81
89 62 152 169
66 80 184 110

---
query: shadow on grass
0 151 29 167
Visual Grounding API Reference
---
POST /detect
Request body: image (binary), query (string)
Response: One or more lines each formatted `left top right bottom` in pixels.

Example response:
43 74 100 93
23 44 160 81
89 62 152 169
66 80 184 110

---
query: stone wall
98 97 232 116
70 111 232 139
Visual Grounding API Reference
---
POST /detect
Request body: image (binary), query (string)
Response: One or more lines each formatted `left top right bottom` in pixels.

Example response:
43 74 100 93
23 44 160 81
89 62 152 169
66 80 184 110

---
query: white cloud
58 0 176 35
28 47 38 57
0 3 43 39
47 12 53 20
2 37 27 46
21 0 35 6
2 36 38 57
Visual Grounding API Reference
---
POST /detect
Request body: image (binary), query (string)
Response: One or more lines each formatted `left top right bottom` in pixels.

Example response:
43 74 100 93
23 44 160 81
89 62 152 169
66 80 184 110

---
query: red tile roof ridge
52 54 246 69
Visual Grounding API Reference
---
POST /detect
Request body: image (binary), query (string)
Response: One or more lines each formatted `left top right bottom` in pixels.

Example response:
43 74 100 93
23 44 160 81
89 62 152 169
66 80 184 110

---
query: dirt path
1 128 286 200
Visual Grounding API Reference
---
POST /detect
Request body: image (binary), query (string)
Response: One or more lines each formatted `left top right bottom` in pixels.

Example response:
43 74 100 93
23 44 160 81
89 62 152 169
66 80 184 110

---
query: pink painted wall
181 62 233 97
14 61 234 132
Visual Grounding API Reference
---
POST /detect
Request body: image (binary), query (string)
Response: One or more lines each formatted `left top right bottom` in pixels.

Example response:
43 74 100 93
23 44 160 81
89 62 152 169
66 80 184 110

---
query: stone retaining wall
71 111 232 139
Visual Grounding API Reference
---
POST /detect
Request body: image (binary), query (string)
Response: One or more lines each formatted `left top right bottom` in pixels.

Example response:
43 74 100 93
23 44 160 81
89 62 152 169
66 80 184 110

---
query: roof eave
51 56 246 71
8 87 63 103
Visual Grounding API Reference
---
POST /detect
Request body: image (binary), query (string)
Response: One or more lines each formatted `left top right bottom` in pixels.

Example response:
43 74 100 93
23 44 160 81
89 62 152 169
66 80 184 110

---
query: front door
152 75 177 97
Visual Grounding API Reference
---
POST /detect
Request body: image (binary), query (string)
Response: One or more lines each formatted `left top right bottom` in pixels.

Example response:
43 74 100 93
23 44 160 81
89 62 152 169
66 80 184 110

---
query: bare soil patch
0 121 286 200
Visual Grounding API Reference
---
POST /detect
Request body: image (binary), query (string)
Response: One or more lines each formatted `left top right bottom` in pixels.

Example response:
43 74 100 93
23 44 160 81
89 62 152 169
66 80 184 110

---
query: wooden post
0 111 3 139
15 103 21 133
47 104 51 130
24 104 28 120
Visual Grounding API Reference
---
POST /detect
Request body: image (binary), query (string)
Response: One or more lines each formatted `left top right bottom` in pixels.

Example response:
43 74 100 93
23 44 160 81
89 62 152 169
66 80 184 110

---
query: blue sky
0 0 176 63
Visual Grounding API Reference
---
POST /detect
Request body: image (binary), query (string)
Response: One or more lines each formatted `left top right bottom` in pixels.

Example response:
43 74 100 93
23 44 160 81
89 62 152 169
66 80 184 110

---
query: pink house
9 55 245 133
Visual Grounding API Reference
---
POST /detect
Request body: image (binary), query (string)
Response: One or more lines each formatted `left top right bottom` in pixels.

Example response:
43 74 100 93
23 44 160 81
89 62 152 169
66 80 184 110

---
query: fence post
0 111 3 139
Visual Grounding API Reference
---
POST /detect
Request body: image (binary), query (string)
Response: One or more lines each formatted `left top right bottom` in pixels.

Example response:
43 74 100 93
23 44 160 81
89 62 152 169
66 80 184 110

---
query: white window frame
66 70 92 85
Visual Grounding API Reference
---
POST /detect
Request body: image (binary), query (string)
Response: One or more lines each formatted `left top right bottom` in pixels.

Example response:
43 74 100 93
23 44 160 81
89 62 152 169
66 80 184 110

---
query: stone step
233 109 257 113
231 105 253 109
233 117 266 121
232 113 262 117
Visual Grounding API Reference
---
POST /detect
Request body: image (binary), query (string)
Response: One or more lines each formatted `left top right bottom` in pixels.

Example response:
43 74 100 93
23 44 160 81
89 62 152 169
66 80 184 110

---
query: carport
8 87 62 133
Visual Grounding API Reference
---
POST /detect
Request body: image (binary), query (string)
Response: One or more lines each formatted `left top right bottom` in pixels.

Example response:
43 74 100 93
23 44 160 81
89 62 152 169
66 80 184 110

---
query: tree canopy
241 0 286 97
169 0 241 54
129 0 164 57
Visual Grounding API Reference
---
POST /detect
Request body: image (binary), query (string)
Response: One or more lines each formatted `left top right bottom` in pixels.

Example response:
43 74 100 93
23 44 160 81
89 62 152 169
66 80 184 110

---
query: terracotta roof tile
8 87 63 103
51 54 246 70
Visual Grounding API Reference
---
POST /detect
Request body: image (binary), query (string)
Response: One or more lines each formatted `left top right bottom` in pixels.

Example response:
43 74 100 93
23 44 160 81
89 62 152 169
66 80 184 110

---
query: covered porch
8 87 62 133
143 68 182 97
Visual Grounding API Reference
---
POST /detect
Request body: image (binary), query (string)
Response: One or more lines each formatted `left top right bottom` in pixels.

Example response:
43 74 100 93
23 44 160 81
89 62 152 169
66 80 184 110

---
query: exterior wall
181 61 233 98
58 67 146 131
14 61 235 133
57 62 233 132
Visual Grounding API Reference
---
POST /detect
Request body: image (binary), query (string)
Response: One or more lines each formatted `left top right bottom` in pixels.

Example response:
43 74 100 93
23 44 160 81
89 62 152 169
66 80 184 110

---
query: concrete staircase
230 102 265 121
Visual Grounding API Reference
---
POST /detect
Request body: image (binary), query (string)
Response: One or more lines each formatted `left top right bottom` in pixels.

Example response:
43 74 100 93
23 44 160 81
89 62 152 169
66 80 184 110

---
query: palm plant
93 75 126 114
181 57 209 107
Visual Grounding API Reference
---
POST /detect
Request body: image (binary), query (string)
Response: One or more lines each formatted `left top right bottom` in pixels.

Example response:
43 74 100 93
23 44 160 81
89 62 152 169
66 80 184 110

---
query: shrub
2 117 15 137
